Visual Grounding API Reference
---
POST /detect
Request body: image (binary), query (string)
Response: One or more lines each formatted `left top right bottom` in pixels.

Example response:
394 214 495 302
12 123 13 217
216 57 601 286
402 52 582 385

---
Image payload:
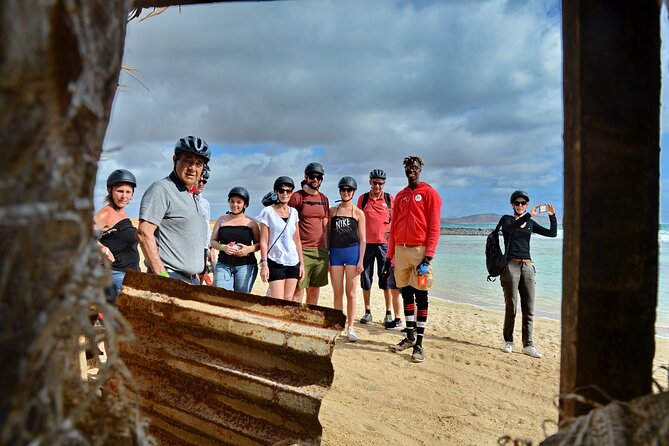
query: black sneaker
359 313 372 324
385 319 404 330
411 345 425 363
389 337 414 352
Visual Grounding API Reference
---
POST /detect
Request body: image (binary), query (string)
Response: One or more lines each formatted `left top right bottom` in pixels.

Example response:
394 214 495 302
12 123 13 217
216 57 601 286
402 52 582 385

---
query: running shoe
389 337 414 352
411 345 425 363
503 342 513 353
347 327 358 343
383 314 393 326
359 313 372 324
385 319 403 330
522 345 542 358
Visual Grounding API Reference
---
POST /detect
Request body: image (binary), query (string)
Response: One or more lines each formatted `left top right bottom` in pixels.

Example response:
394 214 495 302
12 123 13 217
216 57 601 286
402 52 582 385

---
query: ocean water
429 224 669 338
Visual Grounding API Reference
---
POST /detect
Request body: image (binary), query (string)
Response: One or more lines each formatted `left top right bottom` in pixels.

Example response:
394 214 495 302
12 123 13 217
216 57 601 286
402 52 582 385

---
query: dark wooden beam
561 0 660 418
132 0 278 8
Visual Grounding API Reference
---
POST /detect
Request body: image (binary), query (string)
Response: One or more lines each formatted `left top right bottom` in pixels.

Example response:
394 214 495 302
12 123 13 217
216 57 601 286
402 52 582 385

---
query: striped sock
415 290 429 347
401 287 416 341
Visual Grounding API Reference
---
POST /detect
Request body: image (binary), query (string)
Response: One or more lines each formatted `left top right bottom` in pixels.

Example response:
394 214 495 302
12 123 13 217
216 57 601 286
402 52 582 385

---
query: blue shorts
329 244 360 266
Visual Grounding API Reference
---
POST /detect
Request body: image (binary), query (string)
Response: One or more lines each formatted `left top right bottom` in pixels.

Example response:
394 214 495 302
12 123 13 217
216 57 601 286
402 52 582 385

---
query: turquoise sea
429 224 669 338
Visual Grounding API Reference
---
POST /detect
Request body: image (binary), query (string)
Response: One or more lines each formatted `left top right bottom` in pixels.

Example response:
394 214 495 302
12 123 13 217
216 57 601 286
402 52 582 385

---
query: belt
510 259 532 263
167 270 197 280
399 244 421 248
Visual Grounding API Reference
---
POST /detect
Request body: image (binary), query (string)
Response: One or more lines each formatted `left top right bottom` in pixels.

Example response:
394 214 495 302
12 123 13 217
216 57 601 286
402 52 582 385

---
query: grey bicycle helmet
304 162 325 175
510 190 530 203
338 176 358 190
274 176 295 191
369 169 386 180
228 186 250 206
174 136 211 163
107 169 137 188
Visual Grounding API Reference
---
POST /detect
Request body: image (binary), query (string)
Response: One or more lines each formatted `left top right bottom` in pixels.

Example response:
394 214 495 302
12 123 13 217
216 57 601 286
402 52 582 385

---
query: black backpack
485 220 508 281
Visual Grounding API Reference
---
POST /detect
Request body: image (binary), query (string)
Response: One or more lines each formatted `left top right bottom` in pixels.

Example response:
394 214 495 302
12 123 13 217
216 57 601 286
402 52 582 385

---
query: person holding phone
499 190 558 358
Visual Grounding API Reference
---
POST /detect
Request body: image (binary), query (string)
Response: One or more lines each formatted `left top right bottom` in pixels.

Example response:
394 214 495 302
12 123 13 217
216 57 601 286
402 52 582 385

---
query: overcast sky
97 0 669 222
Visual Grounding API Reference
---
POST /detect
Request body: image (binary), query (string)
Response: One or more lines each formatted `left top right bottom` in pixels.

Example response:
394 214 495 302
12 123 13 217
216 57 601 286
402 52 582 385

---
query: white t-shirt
255 206 300 266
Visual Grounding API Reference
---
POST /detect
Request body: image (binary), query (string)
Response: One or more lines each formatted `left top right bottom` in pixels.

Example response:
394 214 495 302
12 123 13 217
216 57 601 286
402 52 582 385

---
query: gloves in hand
416 257 432 275
380 258 392 281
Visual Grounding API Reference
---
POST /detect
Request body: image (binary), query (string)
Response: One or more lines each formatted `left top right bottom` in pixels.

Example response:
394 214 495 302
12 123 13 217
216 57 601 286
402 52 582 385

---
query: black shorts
360 243 398 290
268 259 301 282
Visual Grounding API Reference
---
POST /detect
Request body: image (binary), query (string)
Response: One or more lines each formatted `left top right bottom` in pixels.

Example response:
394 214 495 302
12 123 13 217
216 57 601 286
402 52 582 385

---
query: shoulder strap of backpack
384 192 391 208
293 190 304 212
360 192 370 210
320 192 329 216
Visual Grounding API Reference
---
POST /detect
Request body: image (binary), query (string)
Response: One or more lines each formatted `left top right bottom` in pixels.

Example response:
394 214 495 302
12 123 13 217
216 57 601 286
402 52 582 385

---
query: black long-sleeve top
500 213 558 260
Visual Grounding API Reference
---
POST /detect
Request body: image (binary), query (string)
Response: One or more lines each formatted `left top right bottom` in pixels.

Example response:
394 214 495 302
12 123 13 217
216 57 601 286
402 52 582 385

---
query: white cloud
100 0 565 218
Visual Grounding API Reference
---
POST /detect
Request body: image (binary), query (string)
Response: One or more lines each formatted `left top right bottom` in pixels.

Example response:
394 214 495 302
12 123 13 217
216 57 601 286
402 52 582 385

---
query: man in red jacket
382 155 442 363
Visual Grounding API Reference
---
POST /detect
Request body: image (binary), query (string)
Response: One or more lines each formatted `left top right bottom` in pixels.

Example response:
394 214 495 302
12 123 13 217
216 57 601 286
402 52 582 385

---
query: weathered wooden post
561 0 660 418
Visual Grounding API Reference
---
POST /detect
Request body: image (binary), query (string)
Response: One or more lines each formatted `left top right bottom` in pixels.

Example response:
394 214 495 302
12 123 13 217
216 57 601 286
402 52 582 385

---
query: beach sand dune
130 222 667 445
249 280 668 445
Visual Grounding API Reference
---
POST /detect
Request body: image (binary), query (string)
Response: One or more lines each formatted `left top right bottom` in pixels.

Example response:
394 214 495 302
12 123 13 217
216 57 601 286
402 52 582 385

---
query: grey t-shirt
140 172 208 275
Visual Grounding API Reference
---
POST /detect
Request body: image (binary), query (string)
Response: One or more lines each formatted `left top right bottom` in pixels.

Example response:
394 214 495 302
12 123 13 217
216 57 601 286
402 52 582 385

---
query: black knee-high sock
401 287 416 340
415 290 429 347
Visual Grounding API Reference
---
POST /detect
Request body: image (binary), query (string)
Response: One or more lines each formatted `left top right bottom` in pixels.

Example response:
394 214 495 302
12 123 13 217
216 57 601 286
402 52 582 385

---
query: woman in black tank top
210 187 260 293
328 176 367 342
94 169 139 304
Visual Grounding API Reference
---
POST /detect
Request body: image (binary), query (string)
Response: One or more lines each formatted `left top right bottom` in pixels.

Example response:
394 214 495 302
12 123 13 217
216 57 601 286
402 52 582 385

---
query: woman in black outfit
499 190 557 358
210 187 260 292
94 169 140 304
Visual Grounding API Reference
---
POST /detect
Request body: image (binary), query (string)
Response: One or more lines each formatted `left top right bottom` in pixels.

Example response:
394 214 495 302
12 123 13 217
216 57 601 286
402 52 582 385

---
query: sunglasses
198 179 207 185
371 181 385 186
277 188 293 194
339 187 354 193
513 200 527 206
307 174 323 181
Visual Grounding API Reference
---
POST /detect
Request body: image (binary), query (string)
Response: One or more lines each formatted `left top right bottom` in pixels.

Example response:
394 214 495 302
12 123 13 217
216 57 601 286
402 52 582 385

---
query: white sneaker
503 342 513 353
347 327 358 343
522 345 542 358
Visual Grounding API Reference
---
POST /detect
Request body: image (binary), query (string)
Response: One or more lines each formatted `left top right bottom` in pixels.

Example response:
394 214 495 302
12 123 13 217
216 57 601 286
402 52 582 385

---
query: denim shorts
360 243 397 290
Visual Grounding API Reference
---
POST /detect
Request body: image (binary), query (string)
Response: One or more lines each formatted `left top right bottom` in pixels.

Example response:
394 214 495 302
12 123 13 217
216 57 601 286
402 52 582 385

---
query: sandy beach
248 280 669 445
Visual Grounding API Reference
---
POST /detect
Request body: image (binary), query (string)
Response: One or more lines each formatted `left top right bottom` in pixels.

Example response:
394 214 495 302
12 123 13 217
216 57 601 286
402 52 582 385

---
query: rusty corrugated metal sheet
117 270 345 445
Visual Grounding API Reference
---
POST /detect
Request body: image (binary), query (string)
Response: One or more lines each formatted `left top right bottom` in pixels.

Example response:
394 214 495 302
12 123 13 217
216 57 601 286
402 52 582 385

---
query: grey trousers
500 261 536 347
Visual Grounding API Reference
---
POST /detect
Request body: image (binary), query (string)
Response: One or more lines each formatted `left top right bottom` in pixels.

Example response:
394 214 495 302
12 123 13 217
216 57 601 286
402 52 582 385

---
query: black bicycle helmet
274 176 295 191
338 176 358 190
369 169 386 180
107 169 137 188
510 190 530 203
304 162 325 175
174 136 211 163
202 164 210 180
228 186 250 206
261 191 277 207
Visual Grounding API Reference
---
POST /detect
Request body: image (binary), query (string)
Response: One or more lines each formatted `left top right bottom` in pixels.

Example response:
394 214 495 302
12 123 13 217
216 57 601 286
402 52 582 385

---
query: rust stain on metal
117 270 345 445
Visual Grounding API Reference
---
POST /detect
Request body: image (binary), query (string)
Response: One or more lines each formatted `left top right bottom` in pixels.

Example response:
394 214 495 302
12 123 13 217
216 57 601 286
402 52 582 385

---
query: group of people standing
95 134 557 363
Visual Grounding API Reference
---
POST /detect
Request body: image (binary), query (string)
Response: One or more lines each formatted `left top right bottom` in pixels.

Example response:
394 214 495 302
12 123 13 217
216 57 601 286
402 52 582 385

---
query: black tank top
330 206 359 248
99 218 140 271
217 225 257 265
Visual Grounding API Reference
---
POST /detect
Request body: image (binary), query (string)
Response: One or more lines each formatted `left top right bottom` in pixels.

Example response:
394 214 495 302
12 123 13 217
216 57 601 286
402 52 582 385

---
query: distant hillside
441 213 562 225
441 214 501 224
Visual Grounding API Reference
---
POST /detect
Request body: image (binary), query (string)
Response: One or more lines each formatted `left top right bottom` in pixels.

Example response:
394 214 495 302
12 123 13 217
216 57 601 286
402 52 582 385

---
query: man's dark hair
403 155 424 168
